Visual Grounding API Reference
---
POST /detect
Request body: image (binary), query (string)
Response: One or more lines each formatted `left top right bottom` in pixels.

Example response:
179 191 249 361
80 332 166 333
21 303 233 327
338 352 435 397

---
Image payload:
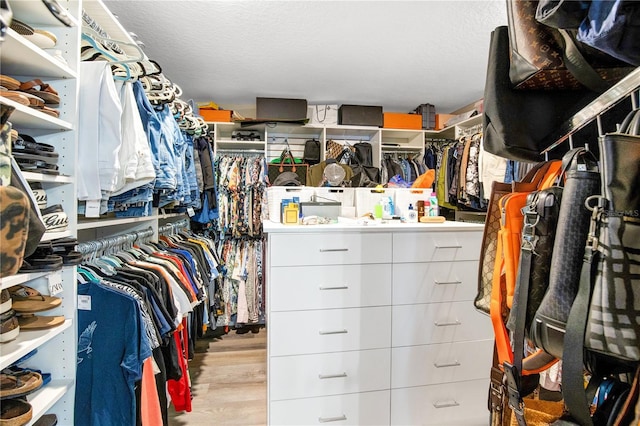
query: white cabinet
0 1 81 424
265 223 491 425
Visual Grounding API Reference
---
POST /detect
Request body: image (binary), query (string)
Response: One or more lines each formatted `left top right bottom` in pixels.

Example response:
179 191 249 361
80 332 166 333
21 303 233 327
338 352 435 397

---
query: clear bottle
429 192 439 217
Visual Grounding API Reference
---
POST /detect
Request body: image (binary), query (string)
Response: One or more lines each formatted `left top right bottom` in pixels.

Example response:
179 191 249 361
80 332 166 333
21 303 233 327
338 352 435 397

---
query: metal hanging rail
77 227 154 256
541 67 640 155
158 218 190 236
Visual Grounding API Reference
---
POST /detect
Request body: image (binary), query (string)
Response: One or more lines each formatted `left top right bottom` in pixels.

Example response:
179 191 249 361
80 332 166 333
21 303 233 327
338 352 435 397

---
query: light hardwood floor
169 329 267 426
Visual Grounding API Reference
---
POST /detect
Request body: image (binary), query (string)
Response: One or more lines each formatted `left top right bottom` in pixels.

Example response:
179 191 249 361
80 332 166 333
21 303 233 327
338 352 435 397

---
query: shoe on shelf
16 314 64 331
0 290 11 314
0 309 19 343
0 370 43 399
32 413 57 426
8 285 61 313
0 397 33 426
39 204 68 232
29 183 47 209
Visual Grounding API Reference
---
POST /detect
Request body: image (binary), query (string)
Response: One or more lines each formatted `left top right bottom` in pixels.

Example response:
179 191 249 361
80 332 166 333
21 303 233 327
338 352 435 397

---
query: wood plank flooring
169 328 267 425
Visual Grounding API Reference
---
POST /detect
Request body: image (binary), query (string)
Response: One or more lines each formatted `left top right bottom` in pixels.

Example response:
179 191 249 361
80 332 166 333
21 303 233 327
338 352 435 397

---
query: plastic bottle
407 203 418 223
429 192 439 217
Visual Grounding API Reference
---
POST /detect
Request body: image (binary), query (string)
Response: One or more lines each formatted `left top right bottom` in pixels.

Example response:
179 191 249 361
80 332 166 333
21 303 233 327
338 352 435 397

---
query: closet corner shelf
0 99 73 132
25 379 75 426
10 1 79 27
0 271 52 291
77 214 161 230
0 319 73 369
2 29 77 79
20 172 74 184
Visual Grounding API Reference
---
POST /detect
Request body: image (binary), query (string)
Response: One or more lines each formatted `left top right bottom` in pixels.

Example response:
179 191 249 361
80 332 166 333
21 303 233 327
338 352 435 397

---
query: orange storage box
200 109 232 122
383 112 422 130
435 113 455 130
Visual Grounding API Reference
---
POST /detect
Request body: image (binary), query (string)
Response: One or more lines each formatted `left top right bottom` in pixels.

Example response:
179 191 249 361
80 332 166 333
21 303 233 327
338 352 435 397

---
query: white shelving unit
206 113 483 170
0 1 81 424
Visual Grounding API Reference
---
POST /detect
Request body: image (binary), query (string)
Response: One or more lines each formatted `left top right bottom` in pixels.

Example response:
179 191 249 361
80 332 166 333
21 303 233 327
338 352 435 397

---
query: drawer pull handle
434 320 461 327
319 329 348 335
434 360 460 368
318 372 347 379
318 415 347 423
319 248 349 252
434 280 462 285
319 286 349 291
433 400 460 409
435 244 462 249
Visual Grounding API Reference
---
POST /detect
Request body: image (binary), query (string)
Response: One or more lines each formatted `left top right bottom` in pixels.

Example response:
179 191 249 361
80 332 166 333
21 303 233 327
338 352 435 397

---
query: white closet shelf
0 271 52 291
216 140 265 150
0 99 73 132
77 214 160 230
41 230 73 242
10 1 79 27
20 172 74 184
2 29 77 79
0 319 73 369
81 0 142 58
25 379 75 426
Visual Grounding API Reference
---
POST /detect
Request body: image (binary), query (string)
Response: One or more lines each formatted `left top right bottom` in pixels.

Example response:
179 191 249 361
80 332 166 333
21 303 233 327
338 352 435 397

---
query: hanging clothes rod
77 227 154 256
216 149 265 155
159 218 190 236
81 10 125 55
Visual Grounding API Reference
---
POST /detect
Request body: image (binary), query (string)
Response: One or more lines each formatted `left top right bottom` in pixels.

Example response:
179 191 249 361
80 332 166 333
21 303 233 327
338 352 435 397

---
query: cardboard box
383 112 422 130
257 97 308 121
435 113 455 130
199 109 232 122
338 105 383 127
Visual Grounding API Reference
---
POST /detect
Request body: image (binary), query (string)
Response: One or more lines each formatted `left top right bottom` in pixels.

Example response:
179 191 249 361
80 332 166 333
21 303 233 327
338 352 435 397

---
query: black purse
530 147 601 360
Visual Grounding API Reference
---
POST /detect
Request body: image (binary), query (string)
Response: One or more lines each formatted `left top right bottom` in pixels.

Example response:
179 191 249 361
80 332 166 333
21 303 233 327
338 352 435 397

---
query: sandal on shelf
15 159 59 175
16 313 65 330
39 106 60 118
0 89 30 107
8 19 34 36
0 398 32 425
0 370 43 399
8 285 61 313
18 256 63 273
2 367 51 388
0 75 20 91
29 183 47 209
0 309 20 343
18 79 60 106
19 92 46 109
40 204 68 232
51 238 82 265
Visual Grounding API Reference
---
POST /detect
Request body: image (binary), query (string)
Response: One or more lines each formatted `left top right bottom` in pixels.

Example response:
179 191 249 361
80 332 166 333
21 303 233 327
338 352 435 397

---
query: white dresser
264 221 492 426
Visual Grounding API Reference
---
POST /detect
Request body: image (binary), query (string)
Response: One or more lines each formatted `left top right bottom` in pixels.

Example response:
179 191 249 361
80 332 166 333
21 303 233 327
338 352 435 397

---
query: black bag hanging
483 26 599 162
303 139 320 165
353 142 373 167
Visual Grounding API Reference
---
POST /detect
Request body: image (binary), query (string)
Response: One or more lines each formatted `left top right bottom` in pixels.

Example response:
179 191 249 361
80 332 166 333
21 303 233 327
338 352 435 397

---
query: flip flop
50 238 82 265
0 370 43 399
16 314 65 330
0 398 32 425
40 106 60 118
19 92 46 109
9 285 62 313
18 79 60 106
16 159 60 175
0 75 20 91
18 256 63 273
0 89 30 107
8 19 34 36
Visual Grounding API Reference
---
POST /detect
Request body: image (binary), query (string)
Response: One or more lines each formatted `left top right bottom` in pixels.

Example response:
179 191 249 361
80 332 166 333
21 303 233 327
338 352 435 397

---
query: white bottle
407 203 418 223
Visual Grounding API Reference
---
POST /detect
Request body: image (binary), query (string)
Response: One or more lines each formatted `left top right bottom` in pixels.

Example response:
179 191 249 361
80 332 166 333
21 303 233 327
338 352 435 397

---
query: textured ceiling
102 0 507 115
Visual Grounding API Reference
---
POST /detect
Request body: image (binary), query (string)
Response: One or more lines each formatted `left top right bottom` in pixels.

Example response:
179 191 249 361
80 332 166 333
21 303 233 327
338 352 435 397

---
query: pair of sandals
19 238 80 273
13 134 59 175
0 75 60 118
7 285 65 331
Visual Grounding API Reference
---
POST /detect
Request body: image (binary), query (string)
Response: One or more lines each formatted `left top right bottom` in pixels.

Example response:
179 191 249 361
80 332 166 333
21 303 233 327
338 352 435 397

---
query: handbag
507 0 633 91
349 155 380 188
325 139 344 160
577 0 640 67
303 139 320 165
268 149 308 186
353 142 373 167
483 26 598 162
475 160 561 315
529 147 600 360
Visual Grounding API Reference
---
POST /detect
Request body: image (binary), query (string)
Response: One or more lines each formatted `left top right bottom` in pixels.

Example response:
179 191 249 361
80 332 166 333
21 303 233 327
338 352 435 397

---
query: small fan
323 162 346 186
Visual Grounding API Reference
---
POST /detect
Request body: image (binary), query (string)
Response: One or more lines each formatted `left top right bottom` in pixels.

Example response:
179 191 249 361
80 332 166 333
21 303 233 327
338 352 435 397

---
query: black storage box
338 105 383 127
256 97 308 121
413 103 436 130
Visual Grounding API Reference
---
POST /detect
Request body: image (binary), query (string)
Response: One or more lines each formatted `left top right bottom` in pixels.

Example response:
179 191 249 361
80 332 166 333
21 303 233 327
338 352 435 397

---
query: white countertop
263 218 485 233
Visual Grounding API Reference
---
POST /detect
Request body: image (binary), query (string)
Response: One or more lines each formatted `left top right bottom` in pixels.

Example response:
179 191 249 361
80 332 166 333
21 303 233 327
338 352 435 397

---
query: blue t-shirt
75 280 152 425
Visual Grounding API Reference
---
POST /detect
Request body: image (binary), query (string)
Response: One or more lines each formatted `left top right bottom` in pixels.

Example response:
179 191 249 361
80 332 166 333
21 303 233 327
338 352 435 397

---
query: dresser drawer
391 379 489 425
391 340 493 388
392 260 478 305
392 302 493 347
392 231 482 263
269 233 392 266
270 390 390 425
269 263 392 311
269 349 391 400
270 306 391 356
